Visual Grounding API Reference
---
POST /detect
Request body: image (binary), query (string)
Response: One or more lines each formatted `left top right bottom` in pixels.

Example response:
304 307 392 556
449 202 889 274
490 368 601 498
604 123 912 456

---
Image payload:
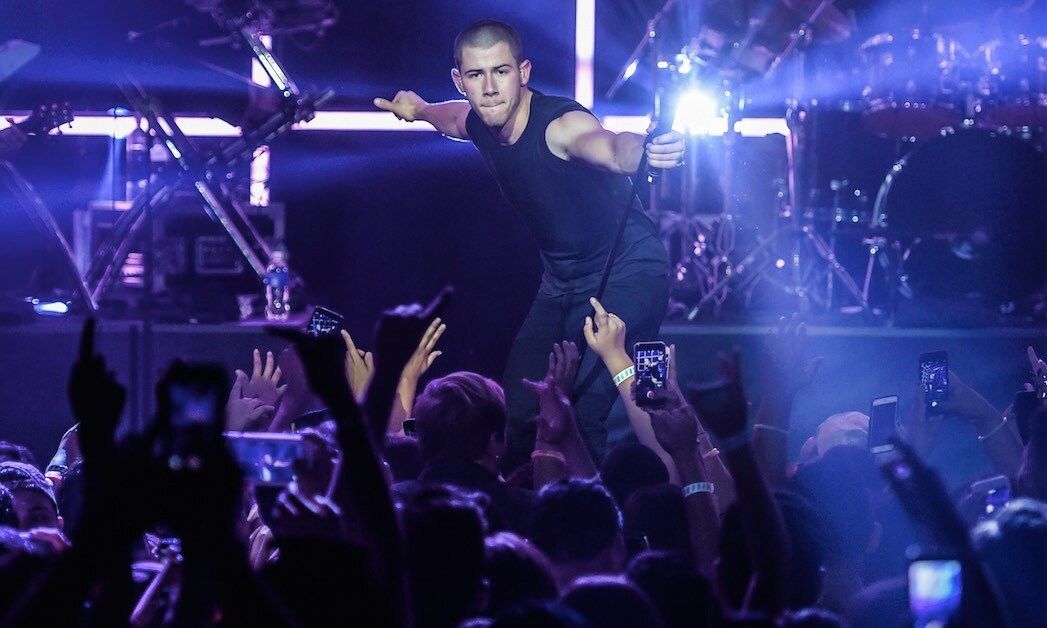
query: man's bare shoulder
548 109 604 137
547 110 607 158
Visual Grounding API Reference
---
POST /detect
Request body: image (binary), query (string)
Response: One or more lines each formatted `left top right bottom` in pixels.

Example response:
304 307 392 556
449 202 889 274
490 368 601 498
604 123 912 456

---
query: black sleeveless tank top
466 90 668 294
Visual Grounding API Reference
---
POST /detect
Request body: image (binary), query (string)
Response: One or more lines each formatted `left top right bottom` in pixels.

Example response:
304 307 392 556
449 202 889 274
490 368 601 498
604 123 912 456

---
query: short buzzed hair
453 19 523 68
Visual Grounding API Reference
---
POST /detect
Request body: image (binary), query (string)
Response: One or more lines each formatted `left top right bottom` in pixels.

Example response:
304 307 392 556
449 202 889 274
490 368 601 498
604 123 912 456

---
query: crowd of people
0 293 1043 627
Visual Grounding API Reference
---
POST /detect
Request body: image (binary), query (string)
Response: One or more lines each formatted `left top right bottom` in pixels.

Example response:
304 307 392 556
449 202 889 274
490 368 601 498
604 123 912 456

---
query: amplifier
74 194 285 319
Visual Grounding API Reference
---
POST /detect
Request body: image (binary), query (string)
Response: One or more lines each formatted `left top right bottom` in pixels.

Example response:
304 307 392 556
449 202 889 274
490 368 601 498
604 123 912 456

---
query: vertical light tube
250 34 273 206
575 0 596 109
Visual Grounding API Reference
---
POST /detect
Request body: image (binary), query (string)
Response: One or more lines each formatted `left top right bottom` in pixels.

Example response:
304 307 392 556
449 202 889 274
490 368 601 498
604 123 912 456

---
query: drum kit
617 0 1046 323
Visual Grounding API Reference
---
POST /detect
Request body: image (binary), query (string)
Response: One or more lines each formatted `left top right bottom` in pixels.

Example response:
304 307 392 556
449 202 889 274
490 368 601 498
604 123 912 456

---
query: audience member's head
623 484 692 558
0 461 60 531
561 574 663 628
294 421 340 498
529 479 624 588
0 486 18 528
414 372 507 473
384 434 423 482
490 600 588 628
627 551 714 628
780 608 848 627
0 441 36 467
793 446 880 569
973 498 1047 628
484 531 558 617
798 412 869 465
718 490 825 611
400 484 489 628
600 443 669 508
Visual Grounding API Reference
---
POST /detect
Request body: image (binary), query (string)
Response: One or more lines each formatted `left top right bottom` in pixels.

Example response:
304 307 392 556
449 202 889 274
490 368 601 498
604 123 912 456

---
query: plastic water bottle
264 250 291 321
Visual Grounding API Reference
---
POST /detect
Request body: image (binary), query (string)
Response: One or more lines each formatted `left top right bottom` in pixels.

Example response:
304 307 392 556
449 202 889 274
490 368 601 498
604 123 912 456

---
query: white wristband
682 482 715 497
612 365 636 387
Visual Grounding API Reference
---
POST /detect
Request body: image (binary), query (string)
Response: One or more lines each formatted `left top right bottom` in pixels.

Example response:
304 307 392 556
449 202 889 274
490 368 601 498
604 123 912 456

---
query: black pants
501 271 669 470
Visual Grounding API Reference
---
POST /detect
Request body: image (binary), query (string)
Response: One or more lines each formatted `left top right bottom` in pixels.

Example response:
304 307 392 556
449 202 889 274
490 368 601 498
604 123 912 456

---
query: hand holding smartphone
307 306 344 337
919 351 949 415
634 341 669 408
909 557 963 627
870 395 899 454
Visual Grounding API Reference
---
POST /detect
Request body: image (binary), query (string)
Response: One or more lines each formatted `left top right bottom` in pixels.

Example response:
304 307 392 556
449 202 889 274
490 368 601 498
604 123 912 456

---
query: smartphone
908 558 963 627
402 418 417 438
919 351 949 414
634 341 669 408
870 395 899 454
157 363 227 468
307 306 344 337
970 475 1010 517
225 431 305 486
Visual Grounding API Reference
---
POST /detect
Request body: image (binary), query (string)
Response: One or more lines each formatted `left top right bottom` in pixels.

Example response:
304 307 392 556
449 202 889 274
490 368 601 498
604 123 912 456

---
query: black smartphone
908 557 963 627
634 341 669 408
157 363 227 469
307 306 344 337
919 351 949 414
402 418 417 438
870 395 899 454
969 475 1010 518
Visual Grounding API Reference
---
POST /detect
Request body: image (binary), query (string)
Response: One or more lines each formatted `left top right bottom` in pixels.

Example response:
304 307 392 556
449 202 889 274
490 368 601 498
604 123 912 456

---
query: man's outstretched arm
547 110 685 175
374 91 471 140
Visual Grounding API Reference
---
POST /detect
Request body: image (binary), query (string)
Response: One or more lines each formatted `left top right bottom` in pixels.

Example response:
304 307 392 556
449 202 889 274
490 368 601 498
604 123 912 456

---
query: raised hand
582 297 627 361
372 90 427 122
239 349 287 408
68 319 126 460
1028 346 1047 404
545 340 580 399
269 487 346 544
269 328 358 420
645 129 687 170
649 404 700 458
763 315 823 397
225 370 276 431
688 349 748 440
340 329 375 403
898 385 944 455
524 376 574 446
398 317 446 387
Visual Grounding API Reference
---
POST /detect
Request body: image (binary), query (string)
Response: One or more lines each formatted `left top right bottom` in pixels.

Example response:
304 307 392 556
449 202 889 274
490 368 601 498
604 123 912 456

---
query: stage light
574 0 595 108
673 89 723 136
624 59 639 80
29 299 70 316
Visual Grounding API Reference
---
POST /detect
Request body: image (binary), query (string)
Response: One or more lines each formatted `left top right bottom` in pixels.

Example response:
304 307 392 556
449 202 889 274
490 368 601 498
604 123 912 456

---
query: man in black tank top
375 19 684 467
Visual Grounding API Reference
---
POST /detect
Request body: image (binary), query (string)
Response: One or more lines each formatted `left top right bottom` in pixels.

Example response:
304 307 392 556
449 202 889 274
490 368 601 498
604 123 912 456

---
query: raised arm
374 91 471 140
546 111 685 175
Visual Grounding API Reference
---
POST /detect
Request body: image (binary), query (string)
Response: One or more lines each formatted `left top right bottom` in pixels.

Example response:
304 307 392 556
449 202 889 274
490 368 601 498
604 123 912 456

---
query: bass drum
872 129 1046 306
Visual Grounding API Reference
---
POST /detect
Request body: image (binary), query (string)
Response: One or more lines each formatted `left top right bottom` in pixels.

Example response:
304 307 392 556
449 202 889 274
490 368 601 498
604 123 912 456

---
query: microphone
645 87 679 185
